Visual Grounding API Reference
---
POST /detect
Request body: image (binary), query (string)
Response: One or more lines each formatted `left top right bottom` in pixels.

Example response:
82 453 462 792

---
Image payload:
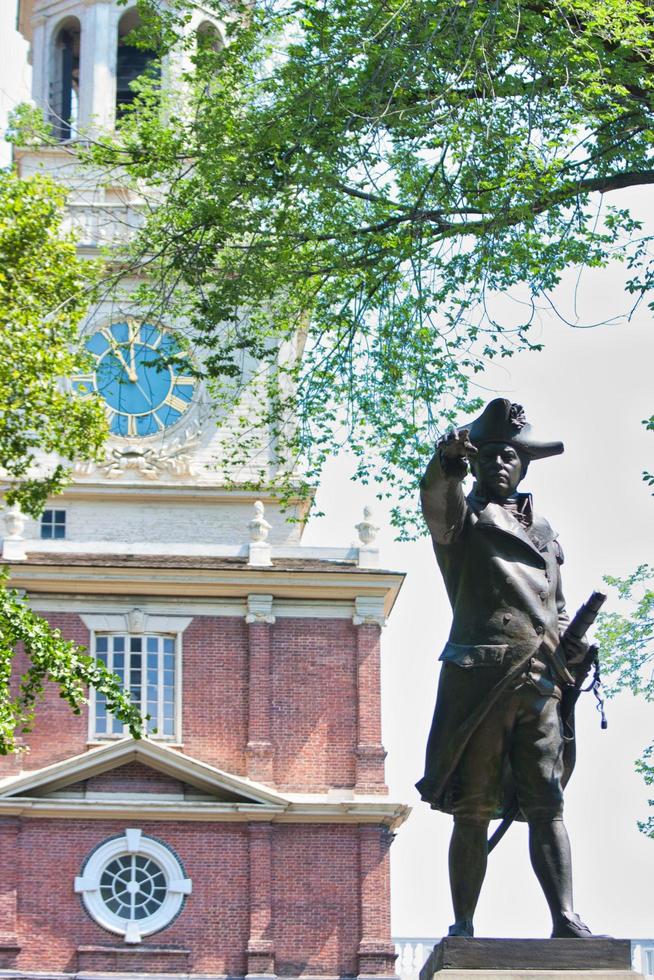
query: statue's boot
448 919 474 938
551 912 610 939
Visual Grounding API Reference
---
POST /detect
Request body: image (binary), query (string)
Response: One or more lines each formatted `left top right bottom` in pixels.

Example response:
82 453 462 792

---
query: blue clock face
73 321 197 438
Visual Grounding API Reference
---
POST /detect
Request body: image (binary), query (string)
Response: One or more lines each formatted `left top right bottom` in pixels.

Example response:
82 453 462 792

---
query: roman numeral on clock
165 394 189 414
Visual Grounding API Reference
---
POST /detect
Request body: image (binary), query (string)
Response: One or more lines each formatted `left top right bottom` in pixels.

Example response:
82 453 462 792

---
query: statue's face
472 441 523 501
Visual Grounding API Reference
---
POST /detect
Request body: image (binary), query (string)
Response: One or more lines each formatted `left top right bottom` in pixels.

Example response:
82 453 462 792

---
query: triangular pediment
0 739 288 807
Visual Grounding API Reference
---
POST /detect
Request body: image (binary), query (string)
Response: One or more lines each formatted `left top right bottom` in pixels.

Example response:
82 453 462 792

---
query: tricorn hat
468 399 564 460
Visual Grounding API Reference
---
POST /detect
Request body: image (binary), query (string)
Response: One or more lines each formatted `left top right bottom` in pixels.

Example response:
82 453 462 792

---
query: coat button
539 590 548 600
535 623 544 635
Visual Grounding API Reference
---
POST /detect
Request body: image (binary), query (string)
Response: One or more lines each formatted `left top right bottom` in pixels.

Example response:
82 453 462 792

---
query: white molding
24 539 250 557
30 596 357 620
245 594 275 625
0 738 288 806
30 595 248 617
352 596 387 628
0 797 410 830
79 611 193 634
21 540 360 562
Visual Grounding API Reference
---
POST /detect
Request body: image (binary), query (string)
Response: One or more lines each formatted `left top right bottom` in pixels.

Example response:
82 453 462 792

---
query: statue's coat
416 454 577 817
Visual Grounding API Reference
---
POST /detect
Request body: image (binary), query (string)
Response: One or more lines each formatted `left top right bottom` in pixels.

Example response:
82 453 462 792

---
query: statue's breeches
451 680 564 823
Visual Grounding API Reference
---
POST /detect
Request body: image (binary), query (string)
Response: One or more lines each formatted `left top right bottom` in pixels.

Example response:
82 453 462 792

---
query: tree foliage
596 565 654 837
0 168 107 516
0 170 142 753
0 571 142 755
75 0 654 533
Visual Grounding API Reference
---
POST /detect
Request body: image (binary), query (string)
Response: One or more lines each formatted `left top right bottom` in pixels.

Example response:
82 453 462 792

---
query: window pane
54 510 66 521
54 524 66 539
94 632 176 739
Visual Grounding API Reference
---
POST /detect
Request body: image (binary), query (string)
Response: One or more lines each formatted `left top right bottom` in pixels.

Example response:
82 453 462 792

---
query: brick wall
5 817 394 977
0 613 90 776
12 818 250 974
0 612 383 794
272 618 358 791
181 615 249 773
272 824 361 977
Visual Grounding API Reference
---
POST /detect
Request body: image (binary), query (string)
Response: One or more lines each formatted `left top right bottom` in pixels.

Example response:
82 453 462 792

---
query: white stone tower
11 0 314 556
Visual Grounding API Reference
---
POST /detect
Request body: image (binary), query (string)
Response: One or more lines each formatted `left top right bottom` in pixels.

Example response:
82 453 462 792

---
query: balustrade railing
62 201 145 247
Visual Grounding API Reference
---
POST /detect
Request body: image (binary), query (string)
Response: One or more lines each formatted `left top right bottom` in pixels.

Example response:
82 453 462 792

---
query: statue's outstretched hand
438 427 478 461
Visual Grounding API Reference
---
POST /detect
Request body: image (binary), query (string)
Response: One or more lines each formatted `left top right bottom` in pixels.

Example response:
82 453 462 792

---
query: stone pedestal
419 938 641 980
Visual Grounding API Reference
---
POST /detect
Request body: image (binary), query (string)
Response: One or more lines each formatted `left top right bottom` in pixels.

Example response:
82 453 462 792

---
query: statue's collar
469 486 533 525
469 486 556 555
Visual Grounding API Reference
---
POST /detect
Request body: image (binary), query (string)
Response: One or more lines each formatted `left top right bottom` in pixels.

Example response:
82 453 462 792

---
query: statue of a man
416 398 596 940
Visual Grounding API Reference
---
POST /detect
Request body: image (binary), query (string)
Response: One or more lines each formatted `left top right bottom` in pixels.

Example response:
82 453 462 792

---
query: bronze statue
417 398 600 940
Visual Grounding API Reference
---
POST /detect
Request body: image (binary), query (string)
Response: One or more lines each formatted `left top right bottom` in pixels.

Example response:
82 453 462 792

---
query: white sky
1 0 652 943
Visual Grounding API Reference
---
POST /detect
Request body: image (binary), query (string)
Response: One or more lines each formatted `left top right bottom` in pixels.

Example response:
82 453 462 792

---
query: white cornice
36 482 316 506
29 595 358 620
8 565 404 618
0 797 410 829
0 738 411 829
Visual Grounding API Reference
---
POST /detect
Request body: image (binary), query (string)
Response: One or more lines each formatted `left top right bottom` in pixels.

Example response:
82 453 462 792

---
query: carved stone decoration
245 594 276 625
352 596 386 628
3 505 26 541
355 505 379 547
126 607 147 633
73 419 203 482
2 505 27 561
249 501 272 543
355 504 380 568
248 501 273 567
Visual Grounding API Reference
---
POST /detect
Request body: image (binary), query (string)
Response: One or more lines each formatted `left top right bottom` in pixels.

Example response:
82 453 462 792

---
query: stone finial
248 501 272 567
249 501 272 543
2 504 27 561
355 505 380 569
355 505 379 547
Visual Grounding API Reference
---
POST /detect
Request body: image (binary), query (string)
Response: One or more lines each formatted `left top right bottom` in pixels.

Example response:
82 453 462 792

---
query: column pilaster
246 822 275 979
358 825 396 977
80 0 117 132
353 598 387 793
0 819 20 967
245 595 275 783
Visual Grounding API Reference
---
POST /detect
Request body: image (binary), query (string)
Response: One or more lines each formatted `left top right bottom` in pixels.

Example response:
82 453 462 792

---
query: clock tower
0 2 408 977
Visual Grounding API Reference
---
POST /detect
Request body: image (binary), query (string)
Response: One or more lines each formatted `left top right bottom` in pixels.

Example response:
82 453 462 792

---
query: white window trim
81 611 190 744
75 827 192 944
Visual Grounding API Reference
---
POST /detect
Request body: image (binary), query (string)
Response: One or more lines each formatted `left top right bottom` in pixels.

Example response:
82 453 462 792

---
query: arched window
116 8 159 118
196 21 222 53
50 17 81 140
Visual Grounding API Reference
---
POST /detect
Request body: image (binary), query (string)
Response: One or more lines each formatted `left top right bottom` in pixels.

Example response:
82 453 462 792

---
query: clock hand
128 339 138 383
106 340 138 383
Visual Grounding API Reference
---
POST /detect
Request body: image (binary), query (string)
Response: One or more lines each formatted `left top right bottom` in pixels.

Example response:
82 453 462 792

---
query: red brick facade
0 593 404 978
